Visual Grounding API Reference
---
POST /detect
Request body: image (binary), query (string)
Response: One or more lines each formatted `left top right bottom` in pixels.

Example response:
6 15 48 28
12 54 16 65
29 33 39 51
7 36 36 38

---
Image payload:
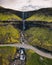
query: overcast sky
0 0 52 11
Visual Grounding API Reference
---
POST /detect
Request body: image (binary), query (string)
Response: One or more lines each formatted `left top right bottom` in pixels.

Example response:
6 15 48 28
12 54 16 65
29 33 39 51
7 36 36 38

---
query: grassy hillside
0 46 16 65
26 50 52 65
0 6 22 21
25 27 52 51
0 25 20 43
26 8 52 22
0 13 22 21
26 13 52 22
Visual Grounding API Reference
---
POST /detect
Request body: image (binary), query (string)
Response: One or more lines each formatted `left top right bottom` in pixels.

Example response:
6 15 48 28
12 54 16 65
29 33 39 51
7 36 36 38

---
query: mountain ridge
0 6 52 19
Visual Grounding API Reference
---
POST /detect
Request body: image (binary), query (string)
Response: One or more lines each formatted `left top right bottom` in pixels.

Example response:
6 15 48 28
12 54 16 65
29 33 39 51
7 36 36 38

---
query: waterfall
22 12 25 31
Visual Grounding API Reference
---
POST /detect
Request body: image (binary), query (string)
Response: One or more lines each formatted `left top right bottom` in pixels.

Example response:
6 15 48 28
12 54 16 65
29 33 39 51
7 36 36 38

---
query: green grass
0 46 16 65
0 13 22 21
0 25 20 43
0 47 52 65
26 14 52 22
25 27 52 51
26 50 52 65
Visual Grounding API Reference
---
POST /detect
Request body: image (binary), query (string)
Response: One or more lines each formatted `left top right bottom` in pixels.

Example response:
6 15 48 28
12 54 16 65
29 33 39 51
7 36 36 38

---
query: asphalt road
0 43 52 59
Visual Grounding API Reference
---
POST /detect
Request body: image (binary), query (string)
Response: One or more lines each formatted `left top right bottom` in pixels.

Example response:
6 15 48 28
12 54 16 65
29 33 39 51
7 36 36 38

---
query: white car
19 48 26 61
20 54 25 61
20 49 24 54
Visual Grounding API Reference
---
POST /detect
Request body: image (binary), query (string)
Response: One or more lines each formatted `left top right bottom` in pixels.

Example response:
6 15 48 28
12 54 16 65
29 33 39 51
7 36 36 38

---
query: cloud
0 0 52 11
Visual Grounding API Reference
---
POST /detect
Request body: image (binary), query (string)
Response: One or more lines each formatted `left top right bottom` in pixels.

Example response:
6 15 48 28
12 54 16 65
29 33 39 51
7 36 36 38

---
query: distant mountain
25 8 52 17
0 6 22 17
21 8 52 19
0 6 52 20
0 6 33 19
26 8 52 22
0 6 22 21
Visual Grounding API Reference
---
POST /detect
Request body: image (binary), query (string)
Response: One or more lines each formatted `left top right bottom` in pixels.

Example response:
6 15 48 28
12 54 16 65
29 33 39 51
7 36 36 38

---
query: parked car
20 54 25 61
19 48 26 61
